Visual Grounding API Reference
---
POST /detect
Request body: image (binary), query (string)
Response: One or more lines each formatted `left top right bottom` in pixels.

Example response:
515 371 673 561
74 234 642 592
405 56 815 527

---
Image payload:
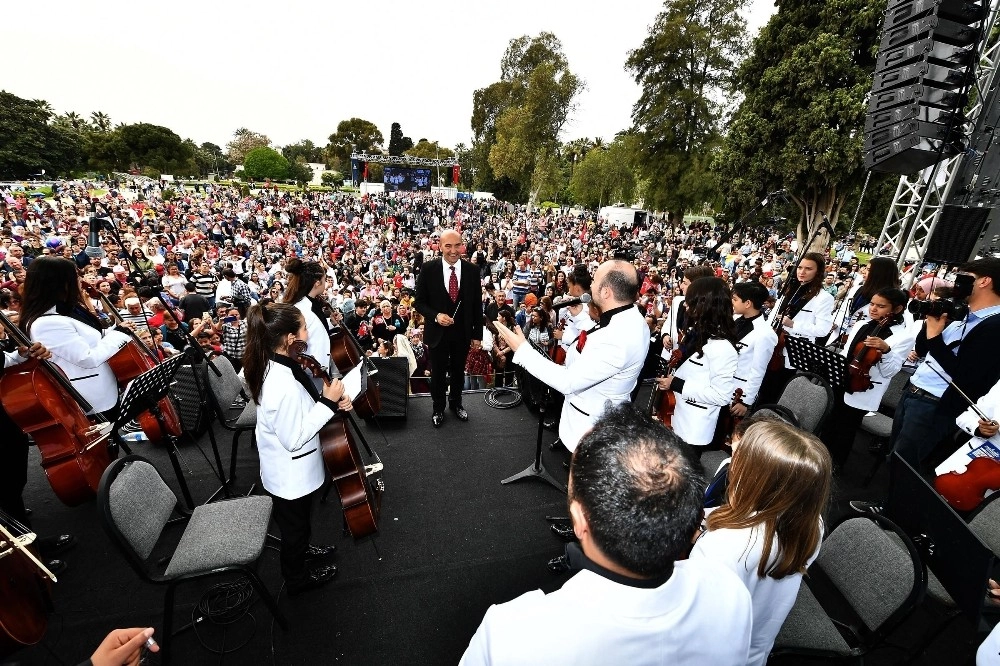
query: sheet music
343 362 364 402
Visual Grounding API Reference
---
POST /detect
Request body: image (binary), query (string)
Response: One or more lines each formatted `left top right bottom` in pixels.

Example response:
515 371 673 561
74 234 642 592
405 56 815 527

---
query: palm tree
33 99 54 118
91 111 112 133
63 111 84 130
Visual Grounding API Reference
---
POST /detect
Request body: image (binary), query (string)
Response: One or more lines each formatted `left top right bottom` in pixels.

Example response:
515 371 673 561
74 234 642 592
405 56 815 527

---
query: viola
934 457 1000 511
550 314 568 365
290 342 383 538
0 514 56 659
845 315 894 395
768 283 806 372
650 348 683 427
0 312 112 506
721 388 746 447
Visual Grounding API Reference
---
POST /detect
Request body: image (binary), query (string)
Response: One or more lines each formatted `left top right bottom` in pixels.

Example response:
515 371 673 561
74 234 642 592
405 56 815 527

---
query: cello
290 342 384 538
0 512 57 659
0 311 113 506
85 285 183 443
328 323 382 420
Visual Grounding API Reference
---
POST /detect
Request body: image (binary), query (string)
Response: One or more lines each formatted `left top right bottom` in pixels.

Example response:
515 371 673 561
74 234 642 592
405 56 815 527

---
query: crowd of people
3 176 1000 664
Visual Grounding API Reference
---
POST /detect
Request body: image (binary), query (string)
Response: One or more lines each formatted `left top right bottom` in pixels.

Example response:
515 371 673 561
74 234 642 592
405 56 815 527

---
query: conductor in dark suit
414 229 484 427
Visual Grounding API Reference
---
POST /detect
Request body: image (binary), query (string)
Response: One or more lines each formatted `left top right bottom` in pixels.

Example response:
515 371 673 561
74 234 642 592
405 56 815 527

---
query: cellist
821 288 912 469
656 277 739 450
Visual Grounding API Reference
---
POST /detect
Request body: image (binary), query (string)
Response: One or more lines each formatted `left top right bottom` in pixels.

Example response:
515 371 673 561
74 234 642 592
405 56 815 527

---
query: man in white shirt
459 405 752 666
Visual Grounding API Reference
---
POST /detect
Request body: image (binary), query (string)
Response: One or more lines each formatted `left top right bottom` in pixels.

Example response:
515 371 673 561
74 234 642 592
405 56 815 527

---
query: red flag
452 165 460 185
362 162 368 182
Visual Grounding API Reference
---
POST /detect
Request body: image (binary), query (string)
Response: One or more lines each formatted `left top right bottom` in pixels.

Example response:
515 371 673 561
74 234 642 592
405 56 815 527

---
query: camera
908 272 974 319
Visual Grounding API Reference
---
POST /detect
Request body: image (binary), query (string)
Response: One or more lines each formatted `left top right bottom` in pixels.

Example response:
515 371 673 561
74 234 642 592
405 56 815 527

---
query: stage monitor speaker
170 362 212 437
880 15 981 52
864 102 959 133
876 37 972 73
864 129 962 173
369 357 409 419
868 83 967 114
864 118 964 152
925 204 992 262
883 0 986 32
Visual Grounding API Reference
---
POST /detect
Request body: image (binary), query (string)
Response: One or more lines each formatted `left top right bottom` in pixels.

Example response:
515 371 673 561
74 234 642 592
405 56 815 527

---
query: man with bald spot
414 230 484 427
496 260 650 452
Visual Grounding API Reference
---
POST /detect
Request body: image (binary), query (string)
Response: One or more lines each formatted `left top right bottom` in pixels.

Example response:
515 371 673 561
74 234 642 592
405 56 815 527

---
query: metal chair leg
243 568 289 630
229 431 243 481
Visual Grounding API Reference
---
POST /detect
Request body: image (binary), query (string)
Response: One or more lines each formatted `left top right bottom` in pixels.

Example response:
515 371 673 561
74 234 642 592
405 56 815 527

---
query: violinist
282 259 332 382
730 281 779 414
243 301 350 596
955 376 1000 448
760 252 835 403
19 257 132 419
829 257 902 348
663 265 714 355
821 288 911 469
656 277 739 449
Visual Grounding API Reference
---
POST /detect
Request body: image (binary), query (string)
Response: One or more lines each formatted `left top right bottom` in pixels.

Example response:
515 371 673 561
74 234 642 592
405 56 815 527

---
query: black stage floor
4 388 985 665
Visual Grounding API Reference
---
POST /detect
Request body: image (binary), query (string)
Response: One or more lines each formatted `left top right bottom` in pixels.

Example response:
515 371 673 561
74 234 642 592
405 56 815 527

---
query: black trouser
0 404 31 527
429 330 470 413
270 489 316 585
821 390 866 468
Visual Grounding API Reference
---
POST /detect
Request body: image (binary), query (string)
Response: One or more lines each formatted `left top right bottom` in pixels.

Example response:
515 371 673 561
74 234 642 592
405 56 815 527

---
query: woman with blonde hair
691 419 832 666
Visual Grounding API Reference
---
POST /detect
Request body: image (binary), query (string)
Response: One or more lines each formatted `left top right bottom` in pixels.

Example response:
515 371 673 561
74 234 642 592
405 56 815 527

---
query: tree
243 147 289 181
569 137 638 209
87 122 195 175
282 139 324 164
0 91 83 178
388 122 414 156
90 111 112 133
321 170 344 188
325 118 384 167
286 159 315 185
405 139 455 160
471 33 584 201
627 0 747 215
226 128 271 164
713 0 883 245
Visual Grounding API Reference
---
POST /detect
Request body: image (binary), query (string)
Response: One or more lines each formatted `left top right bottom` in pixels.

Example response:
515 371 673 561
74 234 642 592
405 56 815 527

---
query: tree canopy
0 91 83 179
226 128 271 164
405 139 454 160
388 122 414 156
87 122 195 176
326 118 384 169
243 147 289 181
714 0 883 240
626 0 747 215
282 139 324 164
471 32 583 202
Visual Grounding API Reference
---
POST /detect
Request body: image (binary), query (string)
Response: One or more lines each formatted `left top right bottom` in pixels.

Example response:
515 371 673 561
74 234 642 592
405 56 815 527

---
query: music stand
886 453 994 626
501 342 567 494
784 335 847 390
112 353 197 510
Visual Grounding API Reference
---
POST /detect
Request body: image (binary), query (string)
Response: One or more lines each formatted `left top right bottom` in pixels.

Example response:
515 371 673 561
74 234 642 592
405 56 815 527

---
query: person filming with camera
863 260 1000 481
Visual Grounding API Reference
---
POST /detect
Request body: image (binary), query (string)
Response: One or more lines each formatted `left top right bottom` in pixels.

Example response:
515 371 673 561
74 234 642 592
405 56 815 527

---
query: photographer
879 259 1000 470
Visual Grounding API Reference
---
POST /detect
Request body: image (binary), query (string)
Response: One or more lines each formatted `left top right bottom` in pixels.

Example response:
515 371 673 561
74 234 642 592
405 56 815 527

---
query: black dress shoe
37 534 76 557
287 565 338 596
432 412 445 428
305 544 337 560
46 559 67 576
547 555 571 574
450 406 469 421
550 523 577 542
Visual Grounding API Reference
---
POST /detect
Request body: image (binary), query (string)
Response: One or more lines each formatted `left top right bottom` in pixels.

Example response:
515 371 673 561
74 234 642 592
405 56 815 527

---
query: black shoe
550 523 577 542
432 412 444 428
450 406 469 422
849 500 884 515
304 544 336 560
543 418 558 430
547 555 571 574
46 559 67 576
287 565 338 596
37 534 76 557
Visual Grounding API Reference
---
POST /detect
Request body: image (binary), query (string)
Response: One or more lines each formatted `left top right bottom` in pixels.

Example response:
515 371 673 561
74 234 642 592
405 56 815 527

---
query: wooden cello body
329 326 381 419
0 519 53 658
650 348 683 427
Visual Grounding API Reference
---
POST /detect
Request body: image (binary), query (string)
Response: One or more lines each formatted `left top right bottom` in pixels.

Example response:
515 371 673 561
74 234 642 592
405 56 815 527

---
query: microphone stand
93 202 234 501
708 190 786 262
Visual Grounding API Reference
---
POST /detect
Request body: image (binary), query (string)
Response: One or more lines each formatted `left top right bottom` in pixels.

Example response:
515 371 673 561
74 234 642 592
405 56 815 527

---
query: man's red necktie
449 265 459 302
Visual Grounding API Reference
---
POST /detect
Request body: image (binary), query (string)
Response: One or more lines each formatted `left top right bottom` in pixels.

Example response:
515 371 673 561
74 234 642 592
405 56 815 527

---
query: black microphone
85 199 106 259
554 293 592 310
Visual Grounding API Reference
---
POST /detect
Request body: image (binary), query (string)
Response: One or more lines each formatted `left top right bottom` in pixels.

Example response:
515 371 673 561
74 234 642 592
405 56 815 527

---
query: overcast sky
3 0 776 153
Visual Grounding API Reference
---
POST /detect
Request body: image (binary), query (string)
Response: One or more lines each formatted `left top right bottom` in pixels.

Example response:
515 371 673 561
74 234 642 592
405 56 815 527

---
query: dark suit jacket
917 312 1000 418
414 258 484 348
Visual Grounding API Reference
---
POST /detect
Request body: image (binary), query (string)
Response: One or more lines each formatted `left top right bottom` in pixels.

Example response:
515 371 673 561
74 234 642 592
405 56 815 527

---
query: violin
550 313 568 365
650 347 683 427
934 457 1000 512
721 388 746 447
0 311 112 506
844 315 895 394
768 282 806 372
84 285 183 442
0 513 56 659
289 341 383 538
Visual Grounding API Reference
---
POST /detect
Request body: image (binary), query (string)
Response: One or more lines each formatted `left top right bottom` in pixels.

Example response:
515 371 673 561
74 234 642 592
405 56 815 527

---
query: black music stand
112 353 196 510
501 343 567 494
785 335 847 390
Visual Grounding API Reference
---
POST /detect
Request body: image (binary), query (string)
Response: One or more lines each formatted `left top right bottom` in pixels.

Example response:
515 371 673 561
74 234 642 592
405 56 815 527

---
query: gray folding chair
860 369 912 486
203 355 257 483
776 371 834 434
97 456 287 665
772 514 925 661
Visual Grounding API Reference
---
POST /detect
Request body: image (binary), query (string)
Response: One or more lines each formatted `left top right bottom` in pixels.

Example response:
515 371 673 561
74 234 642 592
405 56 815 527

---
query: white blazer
460 559 752 666
840 317 913 412
956 377 1000 444
733 315 779 406
768 289 835 369
293 296 331 373
29 308 131 414
671 338 739 446
557 307 596 368
666 295 685 353
513 305 649 451
255 358 336 500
